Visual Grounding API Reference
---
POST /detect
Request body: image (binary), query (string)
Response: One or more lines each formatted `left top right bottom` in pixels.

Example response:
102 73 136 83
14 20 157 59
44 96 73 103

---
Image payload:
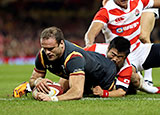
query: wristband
34 77 42 86
51 96 58 102
102 90 109 98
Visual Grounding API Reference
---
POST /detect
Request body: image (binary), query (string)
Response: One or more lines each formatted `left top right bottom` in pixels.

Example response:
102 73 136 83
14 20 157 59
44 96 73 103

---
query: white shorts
143 8 159 19
128 43 152 71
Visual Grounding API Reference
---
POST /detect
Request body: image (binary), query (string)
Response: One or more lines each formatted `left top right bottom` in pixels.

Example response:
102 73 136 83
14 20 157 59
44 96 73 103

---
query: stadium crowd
0 0 160 58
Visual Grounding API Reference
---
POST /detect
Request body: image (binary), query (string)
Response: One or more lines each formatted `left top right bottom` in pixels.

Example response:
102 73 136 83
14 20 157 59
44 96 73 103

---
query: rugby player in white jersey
139 8 159 86
84 0 160 94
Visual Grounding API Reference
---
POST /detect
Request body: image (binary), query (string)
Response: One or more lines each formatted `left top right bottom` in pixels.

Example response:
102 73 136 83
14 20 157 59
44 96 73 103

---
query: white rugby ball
32 82 63 98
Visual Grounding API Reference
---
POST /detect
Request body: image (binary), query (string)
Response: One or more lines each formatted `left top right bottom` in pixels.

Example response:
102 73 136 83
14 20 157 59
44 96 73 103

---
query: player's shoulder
118 58 132 76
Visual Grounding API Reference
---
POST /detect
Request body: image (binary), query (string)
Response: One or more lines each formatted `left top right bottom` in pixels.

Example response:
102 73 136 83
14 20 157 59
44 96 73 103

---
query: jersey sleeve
64 51 85 77
93 8 109 24
34 49 46 74
116 59 132 92
141 0 154 9
84 44 96 51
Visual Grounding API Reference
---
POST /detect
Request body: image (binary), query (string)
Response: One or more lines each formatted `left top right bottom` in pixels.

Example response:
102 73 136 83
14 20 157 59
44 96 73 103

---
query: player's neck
114 0 128 9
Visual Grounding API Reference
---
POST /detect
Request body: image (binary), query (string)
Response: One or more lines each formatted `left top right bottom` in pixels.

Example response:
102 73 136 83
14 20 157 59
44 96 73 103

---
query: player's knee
139 34 150 43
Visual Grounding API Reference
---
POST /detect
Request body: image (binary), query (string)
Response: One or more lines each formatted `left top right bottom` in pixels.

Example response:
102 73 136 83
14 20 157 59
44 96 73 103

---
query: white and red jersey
93 0 154 51
84 43 132 91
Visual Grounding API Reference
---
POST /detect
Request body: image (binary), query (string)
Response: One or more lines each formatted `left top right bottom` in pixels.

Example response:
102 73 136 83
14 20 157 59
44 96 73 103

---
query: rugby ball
32 82 63 98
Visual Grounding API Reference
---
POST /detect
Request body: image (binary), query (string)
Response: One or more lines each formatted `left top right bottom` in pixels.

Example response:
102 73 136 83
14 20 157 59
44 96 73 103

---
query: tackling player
84 36 133 96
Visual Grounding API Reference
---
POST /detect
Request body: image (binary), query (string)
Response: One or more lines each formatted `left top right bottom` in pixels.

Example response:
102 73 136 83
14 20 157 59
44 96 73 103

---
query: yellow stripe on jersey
70 71 85 76
108 80 115 91
64 51 83 67
40 48 46 68
34 68 46 73
72 43 83 49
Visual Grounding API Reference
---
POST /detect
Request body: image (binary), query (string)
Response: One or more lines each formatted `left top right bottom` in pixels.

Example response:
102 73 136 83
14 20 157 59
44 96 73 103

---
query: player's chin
47 56 57 61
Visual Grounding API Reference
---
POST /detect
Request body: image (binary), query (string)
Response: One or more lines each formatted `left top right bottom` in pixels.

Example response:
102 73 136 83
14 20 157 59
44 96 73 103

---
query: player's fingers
37 92 50 101
93 92 99 95
37 92 43 101
46 79 53 84
37 83 49 94
43 81 51 91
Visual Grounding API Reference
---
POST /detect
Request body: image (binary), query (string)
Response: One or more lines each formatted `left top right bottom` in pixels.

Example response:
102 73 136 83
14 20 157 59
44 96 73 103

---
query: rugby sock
138 72 158 93
143 68 153 83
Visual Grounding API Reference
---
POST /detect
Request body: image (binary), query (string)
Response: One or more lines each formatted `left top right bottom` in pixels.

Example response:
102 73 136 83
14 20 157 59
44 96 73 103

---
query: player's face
107 48 126 68
40 38 64 61
114 0 128 9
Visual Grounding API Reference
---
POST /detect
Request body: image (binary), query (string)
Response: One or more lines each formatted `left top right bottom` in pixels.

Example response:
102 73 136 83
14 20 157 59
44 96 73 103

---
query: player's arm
102 0 108 6
36 74 85 101
58 78 69 93
93 65 132 97
29 50 53 93
93 86 126 97
29 69 53 94
84 7 109 47
29 69 45 89
153 0 160 7
57 74 85 101
140 11 155 43
84 22 104 47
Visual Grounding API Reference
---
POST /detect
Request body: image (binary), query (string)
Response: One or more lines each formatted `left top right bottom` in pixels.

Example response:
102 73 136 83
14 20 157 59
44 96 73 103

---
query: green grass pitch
0 65 160 115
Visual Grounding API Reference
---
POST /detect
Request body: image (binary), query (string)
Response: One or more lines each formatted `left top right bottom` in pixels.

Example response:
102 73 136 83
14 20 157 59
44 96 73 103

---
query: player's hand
35 78 53 94
37 92 52 101
92 86 103 96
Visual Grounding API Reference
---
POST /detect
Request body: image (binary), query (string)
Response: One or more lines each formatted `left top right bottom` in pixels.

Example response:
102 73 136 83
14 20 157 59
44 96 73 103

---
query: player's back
64 40 117 76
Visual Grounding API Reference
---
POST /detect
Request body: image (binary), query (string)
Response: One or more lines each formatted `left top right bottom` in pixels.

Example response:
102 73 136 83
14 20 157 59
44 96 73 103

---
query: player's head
107 36 130 68
40 26 65 61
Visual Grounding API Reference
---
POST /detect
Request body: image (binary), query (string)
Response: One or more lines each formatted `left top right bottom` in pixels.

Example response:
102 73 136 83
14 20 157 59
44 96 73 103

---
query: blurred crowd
0 0 160 58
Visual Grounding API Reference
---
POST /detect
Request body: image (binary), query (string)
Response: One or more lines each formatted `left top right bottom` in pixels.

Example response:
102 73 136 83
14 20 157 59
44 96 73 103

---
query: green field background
0 65 160 115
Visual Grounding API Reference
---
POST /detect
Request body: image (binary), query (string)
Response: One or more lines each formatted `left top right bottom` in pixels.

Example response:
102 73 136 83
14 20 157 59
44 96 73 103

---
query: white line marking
82 97 160 101
1 97 160 101
0 98 30 101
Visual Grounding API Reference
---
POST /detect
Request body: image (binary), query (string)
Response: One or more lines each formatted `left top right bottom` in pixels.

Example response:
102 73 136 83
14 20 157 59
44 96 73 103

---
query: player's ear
59 40 64 47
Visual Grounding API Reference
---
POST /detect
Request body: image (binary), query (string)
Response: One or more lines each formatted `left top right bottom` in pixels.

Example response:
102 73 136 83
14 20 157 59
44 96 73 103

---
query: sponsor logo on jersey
135 9 140 16
46 64 53 68
115 16 125 23
116 22 139 33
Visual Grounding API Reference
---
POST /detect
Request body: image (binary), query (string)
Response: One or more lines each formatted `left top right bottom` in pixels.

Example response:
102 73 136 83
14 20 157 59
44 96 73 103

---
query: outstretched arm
93 86 126 97
36 74 85 101
84 22 104 47
29 70 53 94
57 75 85 101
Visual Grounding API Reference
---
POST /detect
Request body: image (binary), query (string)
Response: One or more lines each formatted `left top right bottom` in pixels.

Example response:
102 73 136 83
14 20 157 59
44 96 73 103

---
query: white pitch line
1 97 160 101
0 98 29 101
82 97 160 101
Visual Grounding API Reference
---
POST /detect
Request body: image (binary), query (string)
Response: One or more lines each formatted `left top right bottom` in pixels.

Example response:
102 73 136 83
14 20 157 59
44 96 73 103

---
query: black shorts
142 44 160 69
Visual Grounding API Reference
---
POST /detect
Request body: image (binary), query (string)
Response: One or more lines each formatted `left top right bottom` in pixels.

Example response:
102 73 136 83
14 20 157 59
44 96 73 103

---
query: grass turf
0 65 160 115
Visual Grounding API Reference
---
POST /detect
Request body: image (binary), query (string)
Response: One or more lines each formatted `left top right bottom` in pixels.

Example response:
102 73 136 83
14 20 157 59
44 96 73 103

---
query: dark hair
40 26 65 44
108 36 131 56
